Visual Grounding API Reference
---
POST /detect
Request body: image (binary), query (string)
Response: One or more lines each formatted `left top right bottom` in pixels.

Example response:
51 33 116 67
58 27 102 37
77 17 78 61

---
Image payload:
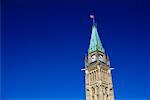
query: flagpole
93 17 95 25
90 15 95 25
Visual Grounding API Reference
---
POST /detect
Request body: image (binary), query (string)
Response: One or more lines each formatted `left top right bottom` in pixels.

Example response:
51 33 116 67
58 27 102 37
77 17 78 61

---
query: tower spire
88 15 105 54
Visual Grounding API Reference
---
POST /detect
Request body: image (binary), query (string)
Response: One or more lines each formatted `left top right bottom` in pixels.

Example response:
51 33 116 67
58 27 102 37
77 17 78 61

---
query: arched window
96 86 99 94
96 70 98 80
94 71 96 80
91 87 95 100
92 72 94 81
90 72 92 81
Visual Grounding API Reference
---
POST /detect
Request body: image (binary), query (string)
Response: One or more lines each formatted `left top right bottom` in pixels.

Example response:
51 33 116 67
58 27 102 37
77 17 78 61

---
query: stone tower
85 16 115 100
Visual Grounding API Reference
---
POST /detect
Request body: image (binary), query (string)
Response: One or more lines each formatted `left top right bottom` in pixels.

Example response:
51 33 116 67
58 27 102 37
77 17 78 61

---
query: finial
90 15 95 25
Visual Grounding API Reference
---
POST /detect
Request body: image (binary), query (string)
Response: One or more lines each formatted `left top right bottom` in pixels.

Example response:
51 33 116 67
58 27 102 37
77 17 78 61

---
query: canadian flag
90 15 94 19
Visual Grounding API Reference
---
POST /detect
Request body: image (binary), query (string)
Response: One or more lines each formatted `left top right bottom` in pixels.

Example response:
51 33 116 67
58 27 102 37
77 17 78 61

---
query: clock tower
85 16 115 100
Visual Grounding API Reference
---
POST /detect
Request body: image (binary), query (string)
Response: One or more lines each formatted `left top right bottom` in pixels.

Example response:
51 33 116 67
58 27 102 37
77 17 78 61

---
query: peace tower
84 15 115 100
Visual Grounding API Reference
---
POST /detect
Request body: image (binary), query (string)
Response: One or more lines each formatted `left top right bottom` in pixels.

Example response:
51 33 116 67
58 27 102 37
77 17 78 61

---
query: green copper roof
88 24 105 54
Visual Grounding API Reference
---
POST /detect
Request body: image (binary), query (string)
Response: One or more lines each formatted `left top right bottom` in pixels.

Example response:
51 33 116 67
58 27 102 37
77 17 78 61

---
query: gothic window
93 72 94 80
97 94 99 100
92 87 95 94
95 71 96 80
105 87 109 95
94 71 96 80
96 70 98 80
92 72 94 81
96 86 99 94
90 73 92 81
91 87 95 100
107 94 109 100
93 72 94 81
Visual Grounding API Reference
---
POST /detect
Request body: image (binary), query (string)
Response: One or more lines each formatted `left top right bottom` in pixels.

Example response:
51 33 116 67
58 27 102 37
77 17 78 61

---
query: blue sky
1 0 150 100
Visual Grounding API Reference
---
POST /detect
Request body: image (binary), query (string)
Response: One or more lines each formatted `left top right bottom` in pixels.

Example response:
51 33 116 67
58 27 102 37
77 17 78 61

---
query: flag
90 15 94 19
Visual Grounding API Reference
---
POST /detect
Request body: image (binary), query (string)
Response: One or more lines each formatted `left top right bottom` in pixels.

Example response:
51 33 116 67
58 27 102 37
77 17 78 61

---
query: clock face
91 55 96 62
98 55 103 62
